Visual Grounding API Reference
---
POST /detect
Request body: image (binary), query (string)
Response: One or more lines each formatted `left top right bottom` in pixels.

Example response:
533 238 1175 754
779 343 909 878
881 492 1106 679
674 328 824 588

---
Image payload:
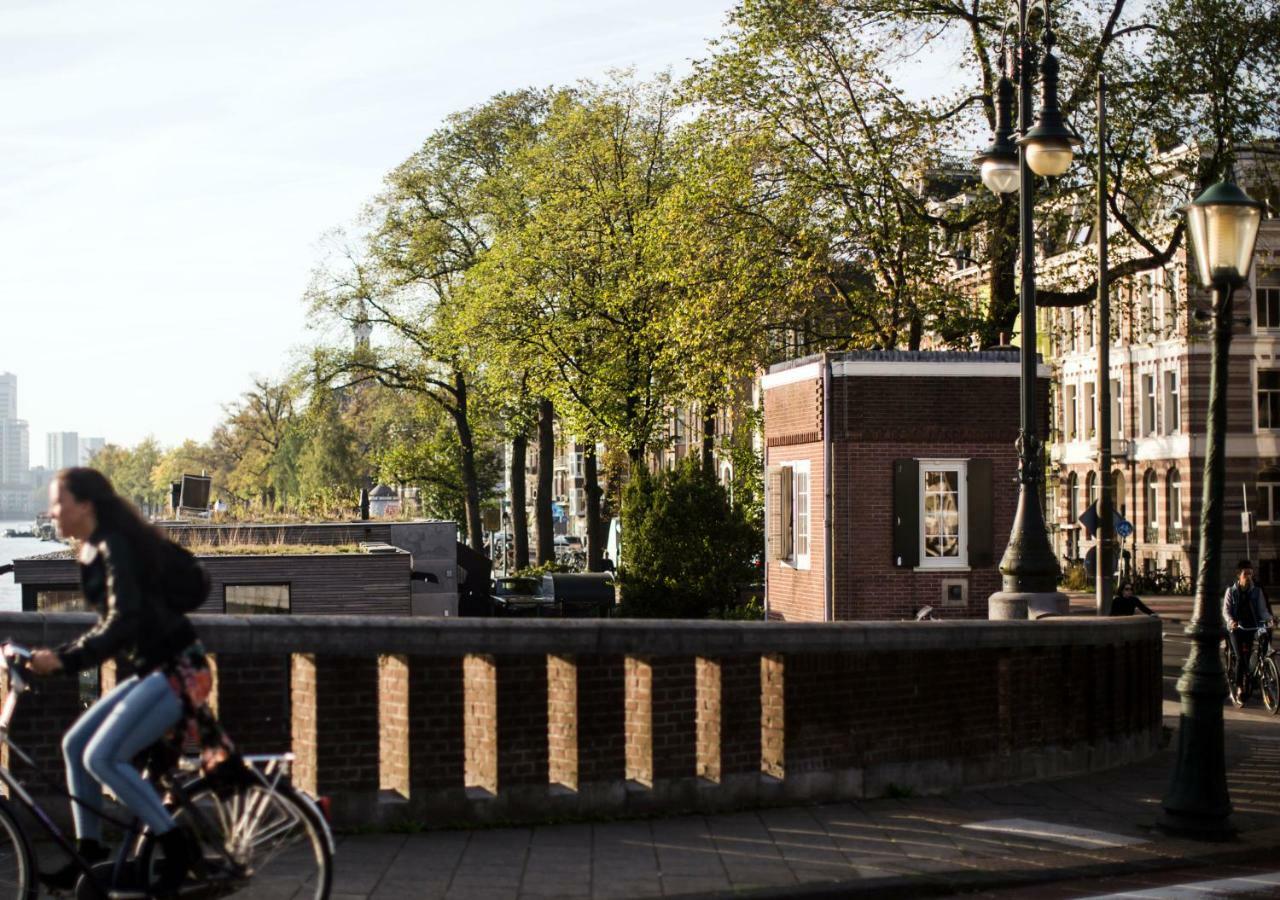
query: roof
768 349 1037 375
369 484 397 499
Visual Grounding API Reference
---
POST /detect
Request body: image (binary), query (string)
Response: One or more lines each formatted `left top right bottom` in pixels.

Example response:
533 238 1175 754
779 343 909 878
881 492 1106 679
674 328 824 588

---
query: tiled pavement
317 718 1280 899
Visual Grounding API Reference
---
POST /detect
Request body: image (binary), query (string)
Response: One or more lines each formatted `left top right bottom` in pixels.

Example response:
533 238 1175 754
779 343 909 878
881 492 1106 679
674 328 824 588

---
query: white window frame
918 459 968 569
1082 381 1096 439
1111 378 1123 437
1142 373 1157 436
1259 477 1280 525
1258 367 1280 432
1168 471 1183 535
1063 384 1078 441
1256 268 1280 331
1163 369 1180 434
781 459 811 571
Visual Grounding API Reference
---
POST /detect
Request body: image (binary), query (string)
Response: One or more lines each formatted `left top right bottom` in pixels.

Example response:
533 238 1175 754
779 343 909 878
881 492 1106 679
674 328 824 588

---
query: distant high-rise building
0 373 32 516
79 436 105 465
47 432 79 471
0 418 29 483
0 372 16 421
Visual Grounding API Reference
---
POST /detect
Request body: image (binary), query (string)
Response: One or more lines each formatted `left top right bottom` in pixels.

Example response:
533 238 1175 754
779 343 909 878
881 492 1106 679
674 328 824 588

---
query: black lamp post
1160 176 1264 840
975 0 1078 619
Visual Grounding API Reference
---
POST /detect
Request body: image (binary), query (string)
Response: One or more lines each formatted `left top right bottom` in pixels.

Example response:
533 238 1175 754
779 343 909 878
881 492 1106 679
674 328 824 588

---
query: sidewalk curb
677 836 1280 899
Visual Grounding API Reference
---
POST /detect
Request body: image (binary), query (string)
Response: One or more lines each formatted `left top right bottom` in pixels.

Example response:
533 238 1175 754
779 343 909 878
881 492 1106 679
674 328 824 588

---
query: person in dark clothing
1111 581 1156 617
29 468 208 895
1223 559 1275 695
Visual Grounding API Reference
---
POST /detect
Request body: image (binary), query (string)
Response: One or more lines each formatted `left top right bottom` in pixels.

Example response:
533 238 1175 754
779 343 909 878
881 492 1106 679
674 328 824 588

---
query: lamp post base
1156 808 1236 843
989 590 1069 620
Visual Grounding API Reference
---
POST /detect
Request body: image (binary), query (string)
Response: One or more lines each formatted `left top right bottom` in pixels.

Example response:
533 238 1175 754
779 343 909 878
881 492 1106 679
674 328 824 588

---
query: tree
618 460 759 618
309 91 551 552
467 76 686 465
687 0 1280 343
685 1 978 348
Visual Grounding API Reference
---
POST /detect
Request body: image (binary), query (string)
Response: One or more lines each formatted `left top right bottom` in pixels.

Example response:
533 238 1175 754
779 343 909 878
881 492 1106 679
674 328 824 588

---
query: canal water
0 521 61 612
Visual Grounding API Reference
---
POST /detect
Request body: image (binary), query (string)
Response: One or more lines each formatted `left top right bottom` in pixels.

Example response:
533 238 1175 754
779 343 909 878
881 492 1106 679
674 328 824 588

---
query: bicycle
0 641 334 899
1222 625 1280 713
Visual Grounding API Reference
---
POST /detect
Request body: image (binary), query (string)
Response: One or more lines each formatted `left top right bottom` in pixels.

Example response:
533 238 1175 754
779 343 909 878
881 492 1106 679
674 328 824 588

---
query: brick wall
1 613 1160 828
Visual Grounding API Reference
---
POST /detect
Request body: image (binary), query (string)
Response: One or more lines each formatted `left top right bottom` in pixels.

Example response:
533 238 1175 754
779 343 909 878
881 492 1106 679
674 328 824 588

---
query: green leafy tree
618 459 759 618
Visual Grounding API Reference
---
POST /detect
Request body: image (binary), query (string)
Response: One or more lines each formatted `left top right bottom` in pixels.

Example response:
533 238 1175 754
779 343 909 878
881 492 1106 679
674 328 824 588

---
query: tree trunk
701 404 717 476
452 370 485 553
510 433 530 570
584 444 603 571
908 313 924 351
986 196 1019 346
536 398 556 564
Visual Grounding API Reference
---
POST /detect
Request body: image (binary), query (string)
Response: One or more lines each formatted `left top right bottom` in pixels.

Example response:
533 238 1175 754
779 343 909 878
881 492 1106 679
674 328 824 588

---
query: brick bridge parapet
0 613 1162 827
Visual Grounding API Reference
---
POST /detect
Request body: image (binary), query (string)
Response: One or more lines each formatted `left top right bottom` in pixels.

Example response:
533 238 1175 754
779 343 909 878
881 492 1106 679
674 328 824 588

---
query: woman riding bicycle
28 468 218 896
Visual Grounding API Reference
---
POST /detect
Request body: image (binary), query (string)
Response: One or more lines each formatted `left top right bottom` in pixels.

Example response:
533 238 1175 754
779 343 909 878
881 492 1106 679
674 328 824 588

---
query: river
0 521 62 612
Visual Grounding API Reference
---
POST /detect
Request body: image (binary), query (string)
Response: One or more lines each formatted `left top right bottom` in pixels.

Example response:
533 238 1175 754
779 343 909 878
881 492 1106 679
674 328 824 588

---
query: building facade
1049 221 1280 585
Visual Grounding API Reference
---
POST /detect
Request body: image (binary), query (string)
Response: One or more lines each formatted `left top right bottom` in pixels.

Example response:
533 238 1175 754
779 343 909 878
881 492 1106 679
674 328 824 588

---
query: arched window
1258 468 1280 525
1086 471 1098 510
1067 473 1080 560
1145 470 1159 542
1113 470 1127 517
1167 469 1182 541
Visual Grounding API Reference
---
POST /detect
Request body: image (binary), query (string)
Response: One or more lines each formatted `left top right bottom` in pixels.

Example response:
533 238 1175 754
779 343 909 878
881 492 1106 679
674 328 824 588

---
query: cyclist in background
1223 559 1275 697
1110 581 1156 617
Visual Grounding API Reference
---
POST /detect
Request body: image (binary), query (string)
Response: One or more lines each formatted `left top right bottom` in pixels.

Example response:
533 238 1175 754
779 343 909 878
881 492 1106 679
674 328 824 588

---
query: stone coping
0 611 1159 657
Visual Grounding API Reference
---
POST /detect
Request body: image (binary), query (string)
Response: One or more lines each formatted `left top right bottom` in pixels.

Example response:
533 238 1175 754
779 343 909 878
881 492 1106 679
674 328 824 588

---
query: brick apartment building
1046 198 1280 584
761 350 1049 621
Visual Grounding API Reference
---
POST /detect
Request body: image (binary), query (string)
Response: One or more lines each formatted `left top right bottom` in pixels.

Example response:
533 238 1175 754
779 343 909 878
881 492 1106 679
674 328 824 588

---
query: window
1063 384 1078 441
1259 470 1280 524
1086 471 1098 510
1111 378 1123 437
1259 371 1280 430
1082 382 1096 438
792 465 810 563
1256 269 1280 329
1167 470 1182 540
1163 268 1180 332
920 461 967 567
1144 471 1159 543
1142 374 1157 436
225 584 291 615
1066 472 1080 559
1163 370 1180 434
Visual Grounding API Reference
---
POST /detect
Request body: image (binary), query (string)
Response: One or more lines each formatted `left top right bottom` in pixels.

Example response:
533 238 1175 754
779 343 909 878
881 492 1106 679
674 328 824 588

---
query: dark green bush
618 459 761 618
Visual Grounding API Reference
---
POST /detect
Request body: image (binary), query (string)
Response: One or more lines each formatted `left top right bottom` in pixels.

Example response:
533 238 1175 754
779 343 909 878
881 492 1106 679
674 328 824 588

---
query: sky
0 0 746 459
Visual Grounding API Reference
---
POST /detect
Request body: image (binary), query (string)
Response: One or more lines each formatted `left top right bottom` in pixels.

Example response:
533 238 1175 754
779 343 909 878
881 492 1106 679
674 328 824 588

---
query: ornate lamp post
975 0 1077 619
1160 177 1264 840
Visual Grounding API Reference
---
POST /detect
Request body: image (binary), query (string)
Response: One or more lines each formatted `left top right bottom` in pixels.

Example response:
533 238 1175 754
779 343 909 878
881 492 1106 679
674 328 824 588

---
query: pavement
42 594 1280 898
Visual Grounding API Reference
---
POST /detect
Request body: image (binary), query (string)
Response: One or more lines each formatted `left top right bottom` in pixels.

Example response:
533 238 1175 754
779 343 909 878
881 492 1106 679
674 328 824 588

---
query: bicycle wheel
1262 657 1280 714
0 797 36 900
139 779 332 899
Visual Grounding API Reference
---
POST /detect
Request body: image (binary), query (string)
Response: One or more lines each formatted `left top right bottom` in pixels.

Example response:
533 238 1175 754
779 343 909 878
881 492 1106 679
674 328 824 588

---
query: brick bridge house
762 350 1050 621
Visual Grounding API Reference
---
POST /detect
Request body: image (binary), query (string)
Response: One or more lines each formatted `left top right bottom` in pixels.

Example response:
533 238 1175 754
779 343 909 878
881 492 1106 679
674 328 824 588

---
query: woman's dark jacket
55 531 197 674
1110 593 1154 616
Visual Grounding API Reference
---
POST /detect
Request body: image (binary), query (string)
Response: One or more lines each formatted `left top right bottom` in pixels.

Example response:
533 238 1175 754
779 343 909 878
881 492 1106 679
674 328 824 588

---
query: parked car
490 575 548 616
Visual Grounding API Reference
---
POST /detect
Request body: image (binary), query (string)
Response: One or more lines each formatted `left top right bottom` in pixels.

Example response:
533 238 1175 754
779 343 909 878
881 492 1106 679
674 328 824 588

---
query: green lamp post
1160 176 1264 840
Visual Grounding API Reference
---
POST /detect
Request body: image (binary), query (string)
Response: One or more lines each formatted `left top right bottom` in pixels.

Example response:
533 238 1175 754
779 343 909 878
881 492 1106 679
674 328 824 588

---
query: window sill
913 565 971 573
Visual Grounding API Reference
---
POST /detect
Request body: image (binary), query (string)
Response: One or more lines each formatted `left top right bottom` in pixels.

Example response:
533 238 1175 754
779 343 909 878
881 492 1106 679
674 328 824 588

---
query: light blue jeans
63 671 183 841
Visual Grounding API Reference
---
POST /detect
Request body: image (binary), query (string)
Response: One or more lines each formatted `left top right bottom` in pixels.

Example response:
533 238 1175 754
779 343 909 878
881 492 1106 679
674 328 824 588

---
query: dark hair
57 468 169 570
1238 559 1254 572
1120 582 1134 592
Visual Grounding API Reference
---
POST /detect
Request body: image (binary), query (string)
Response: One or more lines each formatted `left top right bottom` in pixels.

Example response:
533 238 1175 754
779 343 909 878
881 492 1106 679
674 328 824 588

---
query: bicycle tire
0 797 36 900
1263 657 1280 714
137 778 332 899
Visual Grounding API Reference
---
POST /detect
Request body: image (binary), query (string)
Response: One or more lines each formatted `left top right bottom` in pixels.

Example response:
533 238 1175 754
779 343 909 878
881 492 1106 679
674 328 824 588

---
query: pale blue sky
0 0 745 455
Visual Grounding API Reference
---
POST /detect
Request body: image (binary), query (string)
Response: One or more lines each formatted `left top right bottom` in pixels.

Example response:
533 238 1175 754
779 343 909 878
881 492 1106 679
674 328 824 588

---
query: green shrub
618 459 760 619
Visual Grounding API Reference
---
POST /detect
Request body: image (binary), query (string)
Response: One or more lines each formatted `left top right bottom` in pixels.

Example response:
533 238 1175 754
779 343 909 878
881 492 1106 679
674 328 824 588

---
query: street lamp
1160 176 1264 840
975 0 1075 619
